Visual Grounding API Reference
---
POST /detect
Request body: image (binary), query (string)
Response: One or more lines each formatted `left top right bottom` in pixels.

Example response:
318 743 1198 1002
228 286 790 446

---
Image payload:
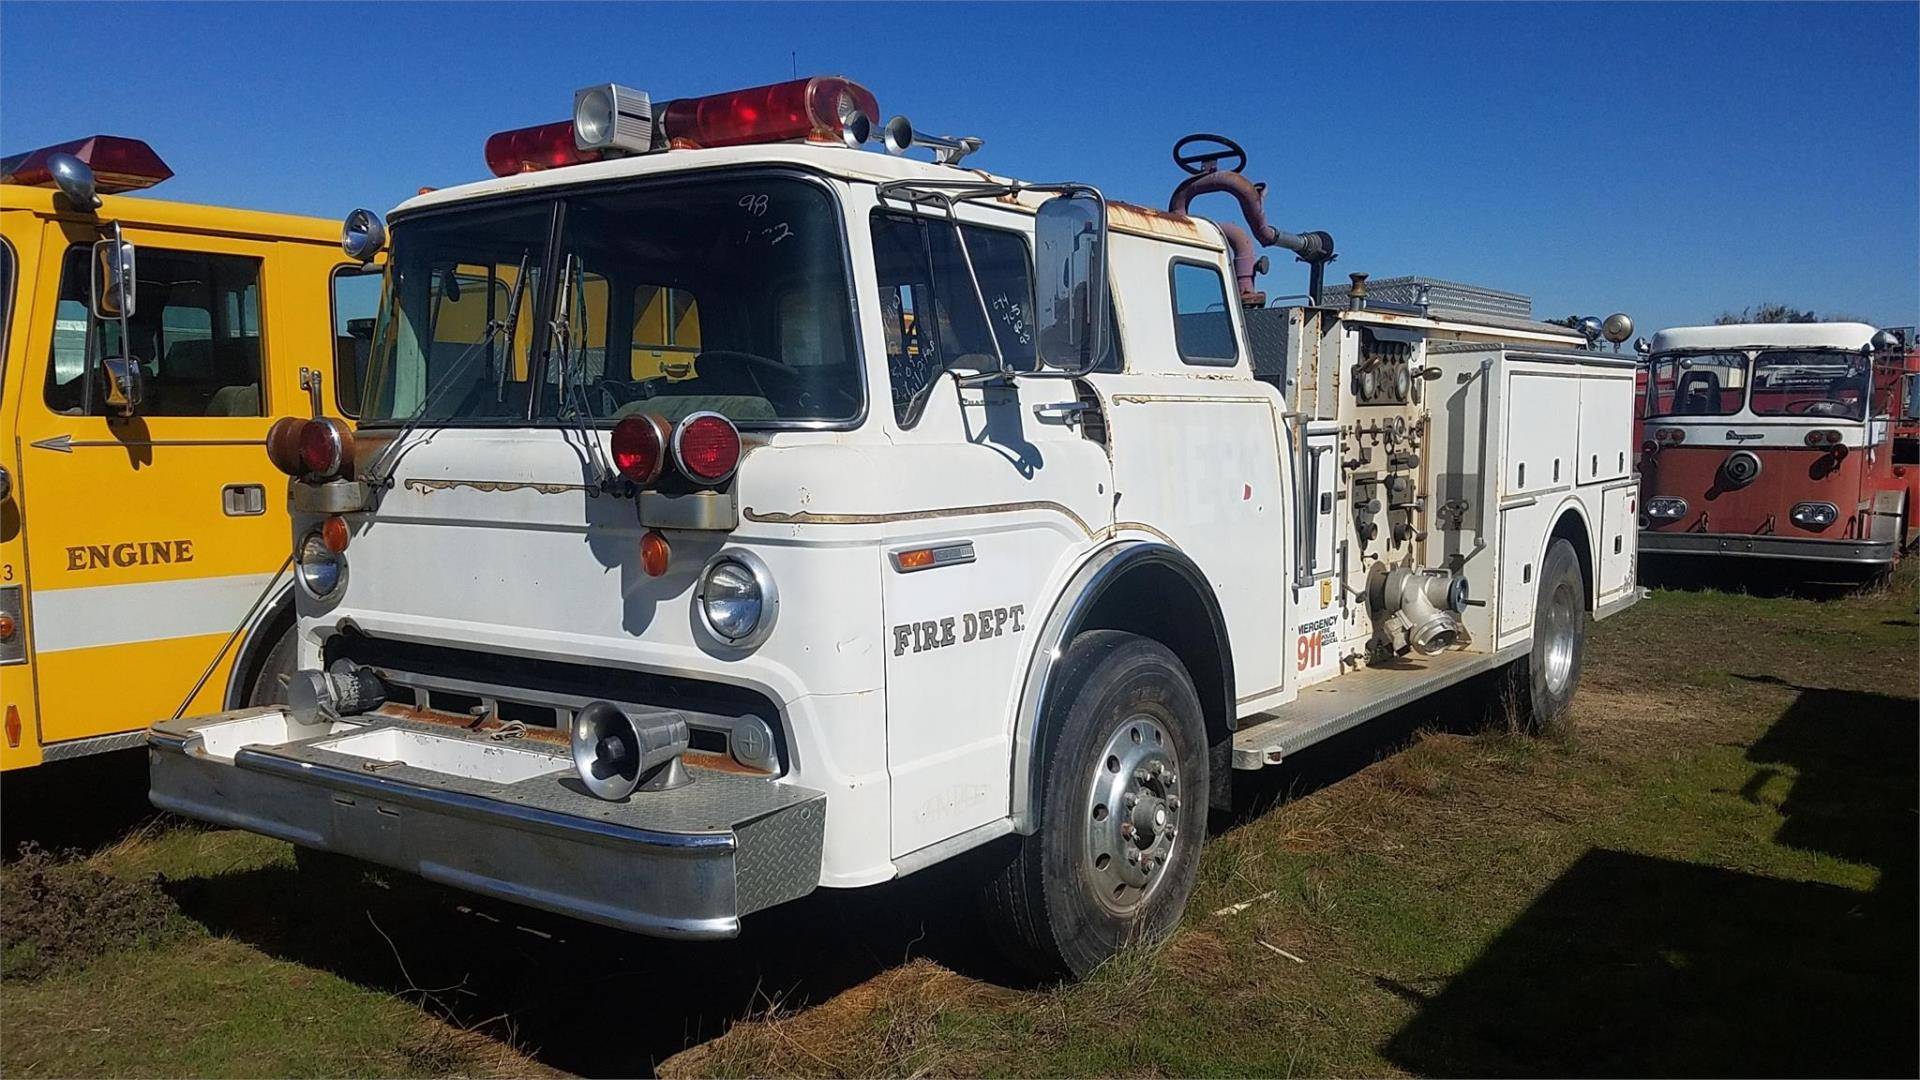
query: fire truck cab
147 79 1639 977
1638 322 1919 575
0 136 381 769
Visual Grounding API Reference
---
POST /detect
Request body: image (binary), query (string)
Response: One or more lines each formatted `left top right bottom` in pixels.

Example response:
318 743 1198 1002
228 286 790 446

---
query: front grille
323 630 783 768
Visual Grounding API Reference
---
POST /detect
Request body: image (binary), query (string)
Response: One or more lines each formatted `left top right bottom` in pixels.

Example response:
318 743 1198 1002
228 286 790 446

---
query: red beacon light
0 135 172 195
483 76 881 176
659 76 878 150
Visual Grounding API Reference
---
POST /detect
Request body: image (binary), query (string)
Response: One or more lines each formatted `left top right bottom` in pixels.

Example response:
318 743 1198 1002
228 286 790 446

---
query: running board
1232 644 1527 770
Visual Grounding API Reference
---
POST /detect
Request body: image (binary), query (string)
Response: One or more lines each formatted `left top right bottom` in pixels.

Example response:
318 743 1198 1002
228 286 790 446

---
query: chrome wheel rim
1542 579 1579 694
1084 714 1183 914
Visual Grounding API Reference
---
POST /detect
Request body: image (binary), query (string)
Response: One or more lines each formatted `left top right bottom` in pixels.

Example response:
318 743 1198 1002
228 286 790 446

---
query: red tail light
0 135 173 193
672 412 742 484
659 76 878 149
484 121 605 178
611 414 671 485
297 419 355 479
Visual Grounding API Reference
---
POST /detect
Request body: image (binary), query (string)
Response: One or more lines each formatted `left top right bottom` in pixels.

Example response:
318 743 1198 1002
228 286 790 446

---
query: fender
1542 493 1596 607
1008 539 1235 833
221 581 295 709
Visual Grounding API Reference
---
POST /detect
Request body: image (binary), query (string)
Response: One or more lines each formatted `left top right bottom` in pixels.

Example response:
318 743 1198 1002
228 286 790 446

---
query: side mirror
91 236 135 320
1033 190 1110 374
93 356 144 415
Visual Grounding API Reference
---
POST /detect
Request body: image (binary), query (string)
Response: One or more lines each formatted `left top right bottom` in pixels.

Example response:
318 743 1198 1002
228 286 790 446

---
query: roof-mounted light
574 83 654 154
0 135 172 195
485 120 606 178
658 76 877 150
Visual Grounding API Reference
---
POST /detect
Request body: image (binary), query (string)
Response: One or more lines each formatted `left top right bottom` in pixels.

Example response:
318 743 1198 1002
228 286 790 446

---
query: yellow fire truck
0 135 381 769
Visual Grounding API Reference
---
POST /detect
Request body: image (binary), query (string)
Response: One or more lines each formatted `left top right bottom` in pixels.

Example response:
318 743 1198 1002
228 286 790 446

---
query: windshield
1748 349 1870 419
361 175 860 426
1646 352 1748 418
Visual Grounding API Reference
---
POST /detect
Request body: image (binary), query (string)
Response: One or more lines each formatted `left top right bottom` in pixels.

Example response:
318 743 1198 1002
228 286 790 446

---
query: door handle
223 483 266 517
1032 401 1091 424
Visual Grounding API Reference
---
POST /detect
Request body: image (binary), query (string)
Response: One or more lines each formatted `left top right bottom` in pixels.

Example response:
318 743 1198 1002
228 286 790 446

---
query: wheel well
1076 559 1234 809
225 597 294 709
1549 510 1594 610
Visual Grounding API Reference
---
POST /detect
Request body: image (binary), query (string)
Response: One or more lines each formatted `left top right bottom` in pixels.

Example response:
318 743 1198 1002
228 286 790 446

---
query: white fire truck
149 78 1640 977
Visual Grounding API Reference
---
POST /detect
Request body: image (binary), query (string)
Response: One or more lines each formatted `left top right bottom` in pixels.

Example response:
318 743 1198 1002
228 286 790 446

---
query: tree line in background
1714 302 1870 325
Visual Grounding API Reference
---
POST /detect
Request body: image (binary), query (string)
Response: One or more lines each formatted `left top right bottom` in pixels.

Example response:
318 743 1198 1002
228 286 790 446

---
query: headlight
296 530 346 598
1790 501 1839 529
697 550 777 648
1645 497 1688 520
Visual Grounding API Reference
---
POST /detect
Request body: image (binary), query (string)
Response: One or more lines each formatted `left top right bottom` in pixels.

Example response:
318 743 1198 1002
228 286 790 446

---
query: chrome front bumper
149 708 825 939
1638 530 1895 567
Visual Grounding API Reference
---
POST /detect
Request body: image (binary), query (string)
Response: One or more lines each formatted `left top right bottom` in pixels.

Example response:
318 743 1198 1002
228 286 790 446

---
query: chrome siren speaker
570 701 693 799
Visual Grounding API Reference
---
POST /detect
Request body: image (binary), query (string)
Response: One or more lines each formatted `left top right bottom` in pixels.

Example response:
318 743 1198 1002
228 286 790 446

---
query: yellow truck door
13 220 294 747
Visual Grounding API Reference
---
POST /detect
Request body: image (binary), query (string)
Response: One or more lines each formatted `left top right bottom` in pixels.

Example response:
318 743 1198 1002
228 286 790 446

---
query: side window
43 245 267 416
1170 260 1237 366
0 238 14 383
869 212 1035 423
331 267 383 417
631 284 702 380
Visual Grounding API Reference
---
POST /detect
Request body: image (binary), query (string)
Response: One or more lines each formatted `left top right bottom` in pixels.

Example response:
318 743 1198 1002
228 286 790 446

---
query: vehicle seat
1675 371 1721 414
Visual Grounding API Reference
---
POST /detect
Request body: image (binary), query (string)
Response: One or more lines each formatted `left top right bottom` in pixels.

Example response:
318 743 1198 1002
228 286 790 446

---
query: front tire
980 630 1209 980
1517 538 1587 729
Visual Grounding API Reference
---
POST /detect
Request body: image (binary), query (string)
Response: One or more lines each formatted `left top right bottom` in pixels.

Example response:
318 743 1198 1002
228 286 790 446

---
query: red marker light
266 416 307 476
298 419 355 479
610 413 671 485
640 530 671 577
659 76 878 149
484 120 605 178
672 412 741 485
0 135 173 193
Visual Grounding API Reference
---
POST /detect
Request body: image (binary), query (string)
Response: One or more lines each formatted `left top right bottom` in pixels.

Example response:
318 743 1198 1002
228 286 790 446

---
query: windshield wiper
496 250 531 403
549 253 614 489
365 258 531 488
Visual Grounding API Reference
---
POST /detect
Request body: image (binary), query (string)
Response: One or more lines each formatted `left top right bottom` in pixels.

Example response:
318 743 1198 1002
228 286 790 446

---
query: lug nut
1119 822 1136 839
1135 767 1152 783
1167 795 1181 812
1123 792 1139 810
1126 849 1140 864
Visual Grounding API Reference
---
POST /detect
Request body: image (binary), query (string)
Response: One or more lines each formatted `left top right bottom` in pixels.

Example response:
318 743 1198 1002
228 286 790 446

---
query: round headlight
296 530 346 598
697 551 777 648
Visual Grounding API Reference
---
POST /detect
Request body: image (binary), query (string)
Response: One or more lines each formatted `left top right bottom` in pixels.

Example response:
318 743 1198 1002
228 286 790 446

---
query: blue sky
3 2 1914 332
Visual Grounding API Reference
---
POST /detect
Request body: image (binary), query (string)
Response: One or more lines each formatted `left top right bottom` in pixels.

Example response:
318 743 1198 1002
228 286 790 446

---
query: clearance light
1804 429 1843 447
321 515 351 554
1654 427 1686 445
0 613 14 642
485 120 606 178
640 530 672 577
0 135 173 193
672 412 742 485
610 413 671 485
659 76 878 149
5 704 18 748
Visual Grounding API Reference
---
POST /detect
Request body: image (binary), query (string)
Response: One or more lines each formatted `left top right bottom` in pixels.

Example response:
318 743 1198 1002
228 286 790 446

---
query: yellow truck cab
0 135 381 769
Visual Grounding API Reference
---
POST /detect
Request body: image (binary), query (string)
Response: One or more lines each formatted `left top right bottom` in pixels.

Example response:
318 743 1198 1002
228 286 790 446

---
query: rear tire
1515 538 1587 730
979 630 1208 980
245 622 296 707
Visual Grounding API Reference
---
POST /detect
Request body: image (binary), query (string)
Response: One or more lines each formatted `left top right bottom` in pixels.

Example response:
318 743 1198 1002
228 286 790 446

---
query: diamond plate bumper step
149 708 824 939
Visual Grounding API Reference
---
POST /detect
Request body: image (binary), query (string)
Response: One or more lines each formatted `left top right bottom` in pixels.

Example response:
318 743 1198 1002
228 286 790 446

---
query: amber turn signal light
640 530 671 577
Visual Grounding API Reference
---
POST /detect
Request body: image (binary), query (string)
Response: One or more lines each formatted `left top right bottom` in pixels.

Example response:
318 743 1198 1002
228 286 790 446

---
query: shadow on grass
1382 680 1918 1077
164 837 1032 1077
1638 557 1888 599
1 748 160 861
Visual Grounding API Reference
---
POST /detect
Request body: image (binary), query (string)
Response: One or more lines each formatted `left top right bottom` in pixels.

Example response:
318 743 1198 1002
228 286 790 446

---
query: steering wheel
1784 398 1845 416
1173 133 1247 175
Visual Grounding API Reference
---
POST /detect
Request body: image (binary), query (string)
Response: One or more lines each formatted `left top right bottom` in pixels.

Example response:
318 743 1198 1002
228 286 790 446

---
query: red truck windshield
1647 349 1869 421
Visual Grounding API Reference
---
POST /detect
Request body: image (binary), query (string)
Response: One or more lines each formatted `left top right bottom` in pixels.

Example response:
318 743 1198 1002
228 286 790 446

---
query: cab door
14 221 291 747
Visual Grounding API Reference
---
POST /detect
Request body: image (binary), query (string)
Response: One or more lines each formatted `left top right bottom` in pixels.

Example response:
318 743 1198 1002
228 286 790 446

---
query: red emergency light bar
484 76 878 177
0 135 173 193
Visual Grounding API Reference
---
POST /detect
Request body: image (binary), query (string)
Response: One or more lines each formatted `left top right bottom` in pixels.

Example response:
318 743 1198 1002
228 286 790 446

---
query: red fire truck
1638 323 1919 576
